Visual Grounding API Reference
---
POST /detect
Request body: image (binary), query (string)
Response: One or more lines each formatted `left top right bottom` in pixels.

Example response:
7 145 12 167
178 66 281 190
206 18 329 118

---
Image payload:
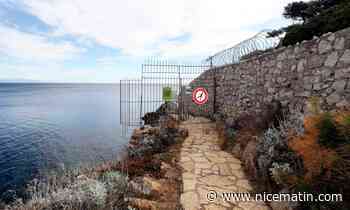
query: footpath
179 118 269 210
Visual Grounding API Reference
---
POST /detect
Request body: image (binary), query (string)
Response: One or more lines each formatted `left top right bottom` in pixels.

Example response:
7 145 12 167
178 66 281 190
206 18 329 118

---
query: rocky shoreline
2 114 188 210
124 114 188 210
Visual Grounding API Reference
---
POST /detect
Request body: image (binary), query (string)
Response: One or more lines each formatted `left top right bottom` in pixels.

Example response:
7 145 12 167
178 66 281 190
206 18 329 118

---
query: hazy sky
0 0 296 83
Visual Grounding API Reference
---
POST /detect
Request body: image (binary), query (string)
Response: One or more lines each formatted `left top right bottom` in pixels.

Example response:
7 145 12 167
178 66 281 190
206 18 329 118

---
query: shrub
257 127 303 191
225 128 237 143
317 113 344 148
289 115 337 182
278 106 305 140
269 162 294 186
4 166 130 210
334 111 350 142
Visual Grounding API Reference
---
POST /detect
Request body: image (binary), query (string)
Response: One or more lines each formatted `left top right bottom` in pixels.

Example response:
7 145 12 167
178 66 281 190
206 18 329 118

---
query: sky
0 0 297 83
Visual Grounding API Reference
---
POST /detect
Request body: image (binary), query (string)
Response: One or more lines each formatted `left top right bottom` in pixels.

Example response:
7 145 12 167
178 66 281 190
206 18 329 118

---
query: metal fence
120 61 211 137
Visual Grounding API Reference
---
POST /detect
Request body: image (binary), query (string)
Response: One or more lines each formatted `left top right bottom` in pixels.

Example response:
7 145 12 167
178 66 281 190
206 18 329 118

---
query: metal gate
120 61 214 137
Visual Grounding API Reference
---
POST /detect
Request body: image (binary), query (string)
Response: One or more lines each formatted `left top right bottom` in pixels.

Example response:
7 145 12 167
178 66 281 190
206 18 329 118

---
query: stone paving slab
180 118 270 210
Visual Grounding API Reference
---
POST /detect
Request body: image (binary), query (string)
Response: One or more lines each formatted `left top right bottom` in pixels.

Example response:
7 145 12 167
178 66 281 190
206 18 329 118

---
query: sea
0 83 128 199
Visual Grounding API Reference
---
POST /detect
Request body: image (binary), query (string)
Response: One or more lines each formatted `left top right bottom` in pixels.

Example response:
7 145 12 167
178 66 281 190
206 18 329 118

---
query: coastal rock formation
128 115 187 158
125 114 187 210
142 102 178 126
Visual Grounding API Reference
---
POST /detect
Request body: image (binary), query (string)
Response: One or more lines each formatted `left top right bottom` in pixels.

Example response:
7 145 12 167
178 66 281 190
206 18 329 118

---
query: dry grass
289 115 337 182
3 159 131 210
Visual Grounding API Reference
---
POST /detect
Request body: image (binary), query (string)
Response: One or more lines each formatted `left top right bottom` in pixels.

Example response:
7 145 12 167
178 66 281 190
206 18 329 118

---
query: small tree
283 1 312 22
283 0 347 22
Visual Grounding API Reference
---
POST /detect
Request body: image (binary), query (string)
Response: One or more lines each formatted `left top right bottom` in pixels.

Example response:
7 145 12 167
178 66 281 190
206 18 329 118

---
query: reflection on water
0 83 127 197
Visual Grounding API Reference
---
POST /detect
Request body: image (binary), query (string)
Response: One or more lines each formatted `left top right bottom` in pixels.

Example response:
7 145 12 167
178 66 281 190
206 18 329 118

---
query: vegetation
288 111 350 210
269 0 350 46
220 98 350 209
1 161 130 210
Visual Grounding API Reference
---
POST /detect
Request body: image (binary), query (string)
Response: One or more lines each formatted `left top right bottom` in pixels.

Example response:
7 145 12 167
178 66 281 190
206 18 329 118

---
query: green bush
225 128 236 141
317 113 343 148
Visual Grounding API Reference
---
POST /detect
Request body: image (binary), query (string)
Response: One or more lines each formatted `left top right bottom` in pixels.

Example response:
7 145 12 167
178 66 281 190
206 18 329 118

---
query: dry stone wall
189 27 350 117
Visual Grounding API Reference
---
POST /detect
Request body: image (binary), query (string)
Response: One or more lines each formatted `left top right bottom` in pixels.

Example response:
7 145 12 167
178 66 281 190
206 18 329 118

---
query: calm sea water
0 83 127 197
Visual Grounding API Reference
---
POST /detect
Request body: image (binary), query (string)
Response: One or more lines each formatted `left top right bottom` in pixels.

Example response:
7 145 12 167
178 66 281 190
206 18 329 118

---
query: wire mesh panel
120 61 213 138
120 79 143 137
141 62 211 122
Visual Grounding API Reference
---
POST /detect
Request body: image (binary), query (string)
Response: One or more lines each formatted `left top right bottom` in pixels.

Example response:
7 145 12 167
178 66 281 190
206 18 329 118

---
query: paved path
179 118 269 210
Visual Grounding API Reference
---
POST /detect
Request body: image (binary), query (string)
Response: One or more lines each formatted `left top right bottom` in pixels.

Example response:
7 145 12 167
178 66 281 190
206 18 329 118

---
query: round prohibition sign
192 87 209 105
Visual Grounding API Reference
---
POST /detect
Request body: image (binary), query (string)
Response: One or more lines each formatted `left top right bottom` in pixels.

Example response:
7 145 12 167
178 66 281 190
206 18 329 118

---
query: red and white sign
192 87 208 105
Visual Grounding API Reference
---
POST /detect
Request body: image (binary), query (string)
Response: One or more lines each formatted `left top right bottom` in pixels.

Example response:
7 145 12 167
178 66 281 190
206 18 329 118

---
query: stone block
327 92 342 105
319 39 332 54
333 80 347 92
324 51 339 67
340 49 350 64
334 37 345 50
308 55 325 69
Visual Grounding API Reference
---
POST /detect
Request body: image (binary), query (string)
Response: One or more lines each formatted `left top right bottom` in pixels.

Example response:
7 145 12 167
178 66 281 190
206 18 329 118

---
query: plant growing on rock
278 106 305 140
289 115 338 182
334 110 350 142
256 127 303 191
269 162 294 187
317 113 344 148
307 96 321 115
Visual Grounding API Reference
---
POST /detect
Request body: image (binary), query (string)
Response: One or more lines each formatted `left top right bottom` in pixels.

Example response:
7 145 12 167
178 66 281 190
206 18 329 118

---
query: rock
322 68 334 79
128 133 163 158
314 83 323 91
242 140 258 180
327 92 341 105
340 49 350 64
142 112 161 126
142 176 163 197
213 112 225 122
335 69 346 79
334 37 345 50
161 162 180 180
333 80 347 92
336 99 349 108
156 102 178 115
232 144 243 158
308 55 325 69
178 128 189 138
327 33 335 42
1 190 17 203
318 40 332 54
129 177 152 196
277 52 286 61
324 51 339 67
128 198 179 210
257 100 283 130
159 115 178 130
129 114 186 159
297 59 306 72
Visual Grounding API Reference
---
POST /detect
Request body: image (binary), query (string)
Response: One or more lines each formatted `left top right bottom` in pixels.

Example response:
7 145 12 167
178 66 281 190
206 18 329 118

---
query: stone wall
189 27 350 117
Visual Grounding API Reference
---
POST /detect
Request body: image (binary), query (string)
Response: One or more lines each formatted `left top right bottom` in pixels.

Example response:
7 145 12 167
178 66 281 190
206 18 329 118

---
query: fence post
209 57 217 115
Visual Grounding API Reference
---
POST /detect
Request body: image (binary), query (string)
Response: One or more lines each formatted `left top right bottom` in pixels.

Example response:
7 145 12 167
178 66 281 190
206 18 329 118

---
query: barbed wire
205 30 283 67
